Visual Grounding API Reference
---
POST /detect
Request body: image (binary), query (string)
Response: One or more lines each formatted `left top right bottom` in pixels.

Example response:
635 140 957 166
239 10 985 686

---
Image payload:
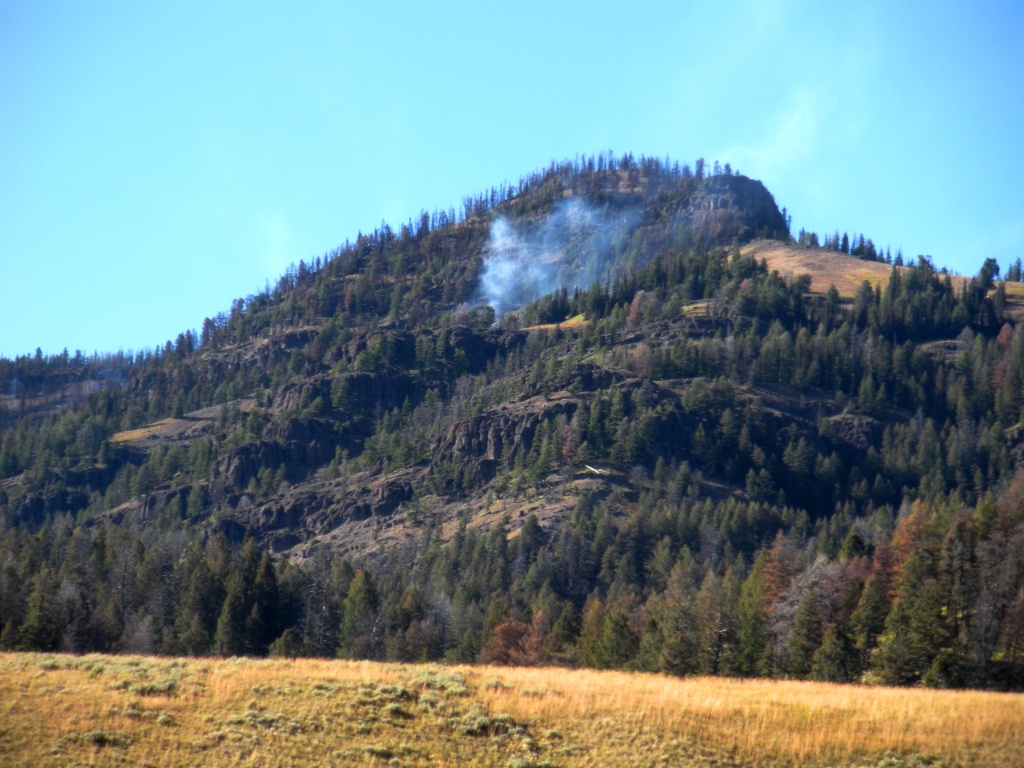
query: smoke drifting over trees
476 199 639 318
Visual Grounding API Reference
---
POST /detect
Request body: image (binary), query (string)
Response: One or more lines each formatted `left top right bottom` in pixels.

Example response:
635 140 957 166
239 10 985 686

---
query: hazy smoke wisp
476 199 638 319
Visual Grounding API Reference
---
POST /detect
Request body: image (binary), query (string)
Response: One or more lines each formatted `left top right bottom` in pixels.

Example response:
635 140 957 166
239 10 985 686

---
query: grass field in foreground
1 653 1021 768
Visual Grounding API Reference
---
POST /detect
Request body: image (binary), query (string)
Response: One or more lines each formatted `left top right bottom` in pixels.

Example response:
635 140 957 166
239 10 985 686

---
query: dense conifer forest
2 154 1024 690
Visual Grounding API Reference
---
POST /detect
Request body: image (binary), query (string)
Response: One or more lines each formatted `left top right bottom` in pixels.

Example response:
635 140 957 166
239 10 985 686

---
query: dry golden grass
680 300 711 316
110 399 255 445
742 241 1024 322
522 314 588 332
742 241 895 298
109 417 190 444
1003 281 1024 298
1 653 1021 768
474 667 1024 768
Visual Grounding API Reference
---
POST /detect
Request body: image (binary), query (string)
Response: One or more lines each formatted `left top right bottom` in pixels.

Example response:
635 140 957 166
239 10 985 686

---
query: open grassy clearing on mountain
1 653 1021 768
521 314 589 332
109 398 256 447
745 240 1024 324
743 241 894 297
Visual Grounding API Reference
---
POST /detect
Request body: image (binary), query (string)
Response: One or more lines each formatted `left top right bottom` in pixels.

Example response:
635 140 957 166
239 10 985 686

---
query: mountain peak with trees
2 154 1024 691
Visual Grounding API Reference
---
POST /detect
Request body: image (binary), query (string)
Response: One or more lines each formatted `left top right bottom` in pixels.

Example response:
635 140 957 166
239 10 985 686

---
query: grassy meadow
0 652 1021 767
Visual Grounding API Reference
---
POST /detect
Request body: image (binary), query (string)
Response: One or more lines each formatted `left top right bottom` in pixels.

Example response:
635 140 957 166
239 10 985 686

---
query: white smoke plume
476 198 639 319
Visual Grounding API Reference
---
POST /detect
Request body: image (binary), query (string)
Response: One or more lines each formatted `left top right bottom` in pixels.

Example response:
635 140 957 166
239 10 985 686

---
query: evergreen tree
173 548 223 655
694 568 739 675
17 569 61 651
246 552 280 655
339 569 379 659
811 620 860 682
655 562 700 675
597 602 639 669
783 589 823 677
736 556 772 676
577 595 607 668
850 571 890 665
213 571 249 656
872 548 948 685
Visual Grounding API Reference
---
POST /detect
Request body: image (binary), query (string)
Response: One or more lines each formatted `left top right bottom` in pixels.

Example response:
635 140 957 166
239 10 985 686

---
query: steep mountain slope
2 155 1024 690
0 158 791 543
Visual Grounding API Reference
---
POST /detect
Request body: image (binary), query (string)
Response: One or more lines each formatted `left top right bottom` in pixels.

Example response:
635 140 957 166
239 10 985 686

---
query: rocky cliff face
685 175 789 246
229 466 423 553
210 428 339 494
431 396 580 483
273 371 421 419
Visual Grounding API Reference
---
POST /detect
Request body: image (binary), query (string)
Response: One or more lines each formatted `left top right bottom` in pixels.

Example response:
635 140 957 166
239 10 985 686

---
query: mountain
2 154 1023 690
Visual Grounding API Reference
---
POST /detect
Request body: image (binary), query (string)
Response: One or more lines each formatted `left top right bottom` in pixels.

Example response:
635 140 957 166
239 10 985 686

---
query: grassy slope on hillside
1 653 1021 768
743 241 894 297
744 240 1024 314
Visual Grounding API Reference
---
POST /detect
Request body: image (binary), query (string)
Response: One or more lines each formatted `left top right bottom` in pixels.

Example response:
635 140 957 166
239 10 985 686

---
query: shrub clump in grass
107 676 178 696
130 677 178 696
383 702 414 719
310 681 340 695
876 754 945 768
240 708 305 734
417 690 444 714
506 759 556 768
409 670 469 697
79 731 134 748
458 712 519 737
357 682 415 709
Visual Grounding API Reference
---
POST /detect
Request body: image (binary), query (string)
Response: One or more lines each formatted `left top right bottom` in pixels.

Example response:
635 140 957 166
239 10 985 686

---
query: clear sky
2 1 1022 359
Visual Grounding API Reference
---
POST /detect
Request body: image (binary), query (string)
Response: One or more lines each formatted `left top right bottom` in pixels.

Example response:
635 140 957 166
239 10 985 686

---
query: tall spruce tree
872 548 948 685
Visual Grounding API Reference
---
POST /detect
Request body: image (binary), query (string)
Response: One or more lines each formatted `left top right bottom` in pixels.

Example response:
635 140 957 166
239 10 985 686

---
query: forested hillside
2 154 1023 691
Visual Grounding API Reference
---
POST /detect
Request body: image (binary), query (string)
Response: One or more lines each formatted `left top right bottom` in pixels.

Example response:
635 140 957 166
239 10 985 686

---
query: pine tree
268 628 303 658
245 552 280 655
177 611 212 656
17 569 61 651
784 590 823 677
694 567 739 675
872 548 948 685
656 562 699 675
597 602 639 669
213 571 248 657
736 555 772 676
849 570 890 667
338 570 379 659
550 602 581 650
0 619 18 650
173 551 222 655
577 595 607 668
811 620 860 682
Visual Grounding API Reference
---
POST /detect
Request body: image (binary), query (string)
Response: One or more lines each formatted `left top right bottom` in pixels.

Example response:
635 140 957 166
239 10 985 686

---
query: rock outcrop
431 396 580 483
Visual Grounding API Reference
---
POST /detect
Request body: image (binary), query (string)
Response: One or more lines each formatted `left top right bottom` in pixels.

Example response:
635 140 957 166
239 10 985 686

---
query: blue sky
2 1 1022 358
